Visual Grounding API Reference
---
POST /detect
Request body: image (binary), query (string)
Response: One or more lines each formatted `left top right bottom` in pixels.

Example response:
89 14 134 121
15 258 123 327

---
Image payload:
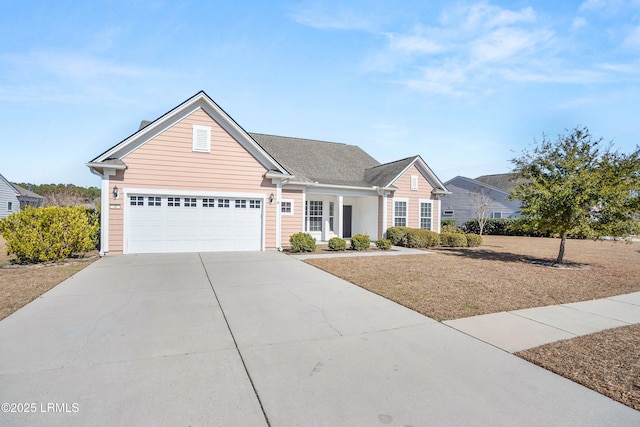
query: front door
343 205 352 238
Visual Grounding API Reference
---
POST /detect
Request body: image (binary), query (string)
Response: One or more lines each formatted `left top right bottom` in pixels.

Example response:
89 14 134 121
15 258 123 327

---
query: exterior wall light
112 185 119 199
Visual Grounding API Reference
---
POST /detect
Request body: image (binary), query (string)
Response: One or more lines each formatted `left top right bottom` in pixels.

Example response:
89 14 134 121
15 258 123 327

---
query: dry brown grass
517 324 640 411
306 235 640 321
306 235 640 411
0 235 96 320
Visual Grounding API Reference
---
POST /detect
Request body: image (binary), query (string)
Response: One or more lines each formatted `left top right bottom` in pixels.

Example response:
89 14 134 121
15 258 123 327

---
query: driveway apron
1 251 639 426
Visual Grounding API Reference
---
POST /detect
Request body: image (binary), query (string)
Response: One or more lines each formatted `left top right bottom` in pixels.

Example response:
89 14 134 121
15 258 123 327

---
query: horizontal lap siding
280 189 304 245
388 165 440 231
108 108 277 252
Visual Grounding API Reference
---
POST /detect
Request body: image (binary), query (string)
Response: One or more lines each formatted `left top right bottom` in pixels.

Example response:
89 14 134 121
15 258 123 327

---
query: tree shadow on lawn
433 247 590 270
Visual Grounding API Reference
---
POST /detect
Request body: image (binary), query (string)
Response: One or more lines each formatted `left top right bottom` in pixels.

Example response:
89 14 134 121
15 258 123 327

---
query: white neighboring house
0 174 20 219
441 174 522 227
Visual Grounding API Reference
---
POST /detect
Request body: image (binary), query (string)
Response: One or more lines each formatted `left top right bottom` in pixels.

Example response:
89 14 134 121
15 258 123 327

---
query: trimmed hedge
465 233 482 247
0 206 99 264
440 232 468 247
385 226 410 246
406 228 440 248
289 232 316 252
463 218 519 235
328 237 346 251
350 234 371 251
375 238 392 250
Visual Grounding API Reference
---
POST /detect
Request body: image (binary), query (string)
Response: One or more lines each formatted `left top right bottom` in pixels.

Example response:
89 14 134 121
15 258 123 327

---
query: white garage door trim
123 188 266 254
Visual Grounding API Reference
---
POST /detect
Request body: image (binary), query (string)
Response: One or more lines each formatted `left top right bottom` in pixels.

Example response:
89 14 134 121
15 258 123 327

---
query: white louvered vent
192 125 211 153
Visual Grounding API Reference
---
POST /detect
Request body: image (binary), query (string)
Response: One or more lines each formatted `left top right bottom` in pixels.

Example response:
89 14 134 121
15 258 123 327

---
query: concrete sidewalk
444 292 640 352
1 252 639 426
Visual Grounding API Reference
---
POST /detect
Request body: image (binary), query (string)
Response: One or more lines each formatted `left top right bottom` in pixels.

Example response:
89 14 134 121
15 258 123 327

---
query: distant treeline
16 183 100 207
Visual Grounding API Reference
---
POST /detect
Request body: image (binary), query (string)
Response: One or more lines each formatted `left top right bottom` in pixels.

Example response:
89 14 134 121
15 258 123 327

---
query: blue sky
1 0 639 187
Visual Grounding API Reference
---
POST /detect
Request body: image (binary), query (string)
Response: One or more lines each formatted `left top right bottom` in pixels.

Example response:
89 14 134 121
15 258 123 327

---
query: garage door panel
126 194 263 253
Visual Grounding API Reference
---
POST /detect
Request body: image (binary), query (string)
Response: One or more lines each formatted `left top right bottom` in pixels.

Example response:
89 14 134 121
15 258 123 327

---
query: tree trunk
556 235 567 264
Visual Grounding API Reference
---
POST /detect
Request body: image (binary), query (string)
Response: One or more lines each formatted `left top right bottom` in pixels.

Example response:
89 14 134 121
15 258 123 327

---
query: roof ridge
249 132 349 147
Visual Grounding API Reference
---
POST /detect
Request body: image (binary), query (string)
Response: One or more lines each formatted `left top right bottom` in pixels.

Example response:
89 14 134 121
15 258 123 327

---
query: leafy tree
510 127 640 264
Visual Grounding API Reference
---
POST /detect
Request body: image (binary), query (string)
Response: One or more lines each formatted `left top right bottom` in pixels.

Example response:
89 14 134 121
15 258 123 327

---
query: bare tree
470 188 493 235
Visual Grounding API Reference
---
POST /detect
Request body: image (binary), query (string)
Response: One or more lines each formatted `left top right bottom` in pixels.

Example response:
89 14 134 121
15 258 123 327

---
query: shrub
405 228 440 248
375 238 392 250
463 218 518 235
465 233 482 247
385 226 410 246
440 232 468 247
350 233 371 251
441 223 463 234
441 219 457 229
0 206 100 264
328 237 346 251
289 232 316 252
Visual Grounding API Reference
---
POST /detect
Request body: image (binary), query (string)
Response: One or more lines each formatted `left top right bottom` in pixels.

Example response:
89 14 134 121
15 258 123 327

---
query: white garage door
126 194 263 253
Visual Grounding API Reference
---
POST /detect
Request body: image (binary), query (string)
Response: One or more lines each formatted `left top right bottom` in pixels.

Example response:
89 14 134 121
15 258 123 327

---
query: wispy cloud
288 1 378 31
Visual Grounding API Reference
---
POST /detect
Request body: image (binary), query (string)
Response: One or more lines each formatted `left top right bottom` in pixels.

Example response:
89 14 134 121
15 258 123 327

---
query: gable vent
192 125 211 153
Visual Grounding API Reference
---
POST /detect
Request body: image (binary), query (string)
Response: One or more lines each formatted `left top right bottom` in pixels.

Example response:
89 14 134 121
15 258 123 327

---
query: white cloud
571 17 587 32
623 24 640 48
289 2 377 31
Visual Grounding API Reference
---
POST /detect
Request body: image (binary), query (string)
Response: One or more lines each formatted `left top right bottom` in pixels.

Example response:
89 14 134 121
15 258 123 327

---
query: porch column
338 195 344 238
275 183 282 249
381 193 388 238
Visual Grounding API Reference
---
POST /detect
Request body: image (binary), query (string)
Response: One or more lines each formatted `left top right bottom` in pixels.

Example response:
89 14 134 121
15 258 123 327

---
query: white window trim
192 124 211 153
281 199 294 216
393 198 409 227
410 175 419 191
419 199 434 231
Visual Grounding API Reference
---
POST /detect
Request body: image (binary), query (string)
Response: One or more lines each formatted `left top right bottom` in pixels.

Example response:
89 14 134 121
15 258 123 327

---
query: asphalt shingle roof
250 133 382 187
475 173 521 192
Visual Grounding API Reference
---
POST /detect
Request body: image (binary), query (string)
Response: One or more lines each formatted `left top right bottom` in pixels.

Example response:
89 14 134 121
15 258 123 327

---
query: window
168 197 180 207
203 198 215 207
235 199 247 209
130 196 144 206
410 175 419 191
184 197 197 207
7 202 12 211
420 201 433 230
493 212 503 218
394 200 407 227
281 200 293 215
249 199 261 209
443 209 454 216
148 196 161 206
192 124 211 153
306 200 323 232
329 202 335 232
218 199 230 208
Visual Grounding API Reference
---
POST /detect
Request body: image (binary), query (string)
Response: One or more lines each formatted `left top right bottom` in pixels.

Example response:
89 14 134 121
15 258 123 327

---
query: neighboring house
87 91 449 255
12 184 45 209
0 174 20 219
442 174 521 226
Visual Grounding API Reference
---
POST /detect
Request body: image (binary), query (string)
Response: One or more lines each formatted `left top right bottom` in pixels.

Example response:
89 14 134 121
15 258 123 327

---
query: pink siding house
87 91 449 255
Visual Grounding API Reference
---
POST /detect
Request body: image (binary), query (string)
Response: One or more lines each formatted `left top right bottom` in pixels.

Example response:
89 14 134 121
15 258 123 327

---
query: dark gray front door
343 205 352 238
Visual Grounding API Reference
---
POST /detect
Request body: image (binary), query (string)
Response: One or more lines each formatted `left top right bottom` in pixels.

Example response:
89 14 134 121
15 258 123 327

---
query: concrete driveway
1 252 638 426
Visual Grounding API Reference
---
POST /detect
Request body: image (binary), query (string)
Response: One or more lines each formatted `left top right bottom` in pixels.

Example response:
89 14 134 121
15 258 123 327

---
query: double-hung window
306 201 323 232
394 200 407 227
420 200 433 230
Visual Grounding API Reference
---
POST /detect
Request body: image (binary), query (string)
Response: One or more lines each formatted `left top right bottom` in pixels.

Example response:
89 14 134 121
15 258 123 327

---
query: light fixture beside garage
112 185 119 199
269 193 274 204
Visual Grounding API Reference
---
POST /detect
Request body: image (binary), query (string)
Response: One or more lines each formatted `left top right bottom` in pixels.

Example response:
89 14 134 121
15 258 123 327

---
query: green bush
441 223 463 234
441 219 457 229
385 226 410 246
328 237 346 251
289 232 316 252
465 233 482 247
405 228 440 248
463 218 518 235
440 232 468 247
375 238 392 250
350 233 371 251
0 206 100 264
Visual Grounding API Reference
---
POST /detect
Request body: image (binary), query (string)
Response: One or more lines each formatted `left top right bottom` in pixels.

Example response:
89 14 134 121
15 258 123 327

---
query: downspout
275 182 282 250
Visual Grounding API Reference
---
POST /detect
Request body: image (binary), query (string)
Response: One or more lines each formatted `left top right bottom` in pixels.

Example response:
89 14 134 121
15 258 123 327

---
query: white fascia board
386 156 450 193
91 91 286 174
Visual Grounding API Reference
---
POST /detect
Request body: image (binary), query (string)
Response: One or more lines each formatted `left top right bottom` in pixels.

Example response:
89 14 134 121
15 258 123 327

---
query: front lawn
306 235 640 411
